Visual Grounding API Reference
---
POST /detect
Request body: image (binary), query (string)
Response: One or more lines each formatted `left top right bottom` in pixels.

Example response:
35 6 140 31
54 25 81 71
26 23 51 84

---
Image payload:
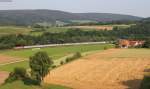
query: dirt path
44 49 150 89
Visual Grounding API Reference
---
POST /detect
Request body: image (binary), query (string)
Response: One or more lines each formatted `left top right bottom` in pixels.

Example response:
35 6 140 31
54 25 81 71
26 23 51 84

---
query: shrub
66 58 71 63
74 52 82 59
5 67 27 83
65 52 82 63
52 65 57 68
104 46 108 50
60 61 65 65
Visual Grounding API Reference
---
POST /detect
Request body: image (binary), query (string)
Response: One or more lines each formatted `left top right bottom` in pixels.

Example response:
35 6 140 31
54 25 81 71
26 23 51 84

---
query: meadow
0 26 32 36
30 27 69 36
0 44 114 71
0 24 131 36
0 26 68 36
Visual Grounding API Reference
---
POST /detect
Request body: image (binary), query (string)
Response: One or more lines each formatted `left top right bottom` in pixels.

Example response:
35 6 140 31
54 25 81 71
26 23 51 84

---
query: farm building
119 39 145 48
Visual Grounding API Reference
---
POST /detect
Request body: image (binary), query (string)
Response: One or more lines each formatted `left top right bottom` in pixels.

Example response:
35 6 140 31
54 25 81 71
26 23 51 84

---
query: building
119 39 145 48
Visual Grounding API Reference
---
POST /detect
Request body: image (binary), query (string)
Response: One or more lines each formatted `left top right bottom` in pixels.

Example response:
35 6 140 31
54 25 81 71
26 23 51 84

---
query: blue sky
0 0 149 17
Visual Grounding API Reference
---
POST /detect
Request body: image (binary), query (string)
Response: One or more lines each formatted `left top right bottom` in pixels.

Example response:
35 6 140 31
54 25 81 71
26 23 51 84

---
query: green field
0 26 69 36
0 44 114 71
0 44 113 89
0 24 132 36
0 26 32 35
0 44 114 59
0 80 71 89
0 61 29 72
30 27 69 36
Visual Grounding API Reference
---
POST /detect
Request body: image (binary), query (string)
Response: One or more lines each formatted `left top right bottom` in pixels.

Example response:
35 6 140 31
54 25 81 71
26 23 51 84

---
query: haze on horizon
0 0 149 17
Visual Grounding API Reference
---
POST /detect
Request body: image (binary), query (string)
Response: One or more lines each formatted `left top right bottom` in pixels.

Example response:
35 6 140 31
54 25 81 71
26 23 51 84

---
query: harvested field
68 26 113 30
44 49 150 89
0 54 25 65
0 71 9 85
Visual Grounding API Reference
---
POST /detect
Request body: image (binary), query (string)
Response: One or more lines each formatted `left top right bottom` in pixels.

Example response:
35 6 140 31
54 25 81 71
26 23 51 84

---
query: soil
44 49 150 89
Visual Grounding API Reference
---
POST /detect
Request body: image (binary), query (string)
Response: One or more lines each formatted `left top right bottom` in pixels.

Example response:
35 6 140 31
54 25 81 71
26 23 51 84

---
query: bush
65 58 71 63
14 67 27 78
74 52 82 59
65 52 82 63
104 46 108 50
60 61 65 65
5 67 27 83
52 65 57 68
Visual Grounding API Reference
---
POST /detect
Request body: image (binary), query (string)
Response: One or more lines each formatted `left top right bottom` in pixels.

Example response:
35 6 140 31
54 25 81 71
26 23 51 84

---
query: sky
0 0 149 17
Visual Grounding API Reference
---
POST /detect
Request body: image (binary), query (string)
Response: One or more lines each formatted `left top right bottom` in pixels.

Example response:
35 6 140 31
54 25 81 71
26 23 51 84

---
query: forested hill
0 9 143 26
141 17 150 23
75 13 142 22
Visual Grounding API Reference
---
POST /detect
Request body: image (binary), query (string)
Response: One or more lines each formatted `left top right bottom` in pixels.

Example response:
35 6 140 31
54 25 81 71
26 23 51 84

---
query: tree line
0 21 150 49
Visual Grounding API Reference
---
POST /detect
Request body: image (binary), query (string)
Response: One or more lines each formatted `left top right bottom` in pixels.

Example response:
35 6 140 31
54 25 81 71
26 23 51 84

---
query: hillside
75 13 142 22
0 10 143 26
141 17 150 23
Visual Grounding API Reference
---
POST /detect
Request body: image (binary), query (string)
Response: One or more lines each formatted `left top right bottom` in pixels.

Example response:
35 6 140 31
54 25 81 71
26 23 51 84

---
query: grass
0 61 29 72
0 44 114 72
30 27 69 36
46 27 69 33
0 80 71 89
0 25 132 36
0 26 68 36
0 44 114 59
0 26 31 36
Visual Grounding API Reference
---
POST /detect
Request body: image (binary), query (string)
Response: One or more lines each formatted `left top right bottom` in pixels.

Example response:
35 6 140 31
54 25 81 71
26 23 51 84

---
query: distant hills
0 9 143 26
75 13 142 22
141 17 150 22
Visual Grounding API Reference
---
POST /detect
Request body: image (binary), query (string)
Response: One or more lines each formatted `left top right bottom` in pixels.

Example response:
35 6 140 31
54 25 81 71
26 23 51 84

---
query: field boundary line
0 59 28 66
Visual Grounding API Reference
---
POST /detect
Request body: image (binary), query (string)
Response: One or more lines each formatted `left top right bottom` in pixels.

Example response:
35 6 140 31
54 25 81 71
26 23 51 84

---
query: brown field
0 71 9 84
0 54 25 64
68 26 113 30
44 49 150 89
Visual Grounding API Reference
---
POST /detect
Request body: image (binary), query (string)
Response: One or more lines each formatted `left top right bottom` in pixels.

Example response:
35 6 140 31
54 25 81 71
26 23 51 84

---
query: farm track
44 49 150 89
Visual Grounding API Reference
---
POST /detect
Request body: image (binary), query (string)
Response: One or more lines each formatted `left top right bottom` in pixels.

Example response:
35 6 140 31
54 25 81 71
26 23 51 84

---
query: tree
29 51 53 85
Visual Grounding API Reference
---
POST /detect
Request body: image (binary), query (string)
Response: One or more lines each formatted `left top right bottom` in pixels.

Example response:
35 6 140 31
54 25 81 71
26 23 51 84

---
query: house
119 39 145 48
